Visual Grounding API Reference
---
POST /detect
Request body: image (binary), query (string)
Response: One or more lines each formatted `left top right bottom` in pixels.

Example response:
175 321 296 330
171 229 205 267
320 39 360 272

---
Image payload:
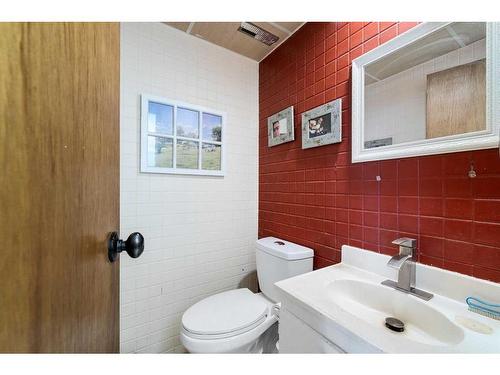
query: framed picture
267 106 294 147
301 98 342 149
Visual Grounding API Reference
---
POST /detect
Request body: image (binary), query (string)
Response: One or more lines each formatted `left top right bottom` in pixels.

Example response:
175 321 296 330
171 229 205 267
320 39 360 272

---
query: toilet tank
256 237 314 302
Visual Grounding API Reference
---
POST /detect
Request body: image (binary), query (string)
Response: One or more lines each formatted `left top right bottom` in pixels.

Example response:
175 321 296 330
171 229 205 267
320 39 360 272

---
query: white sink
275 245 500 353
328 279 464 346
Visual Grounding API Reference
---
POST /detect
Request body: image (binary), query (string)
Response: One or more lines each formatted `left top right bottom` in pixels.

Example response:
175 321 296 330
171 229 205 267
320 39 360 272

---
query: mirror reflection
364 22 486 149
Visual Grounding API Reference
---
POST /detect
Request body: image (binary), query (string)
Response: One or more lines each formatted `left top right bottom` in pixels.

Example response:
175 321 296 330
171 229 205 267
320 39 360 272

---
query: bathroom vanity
275 246 500 353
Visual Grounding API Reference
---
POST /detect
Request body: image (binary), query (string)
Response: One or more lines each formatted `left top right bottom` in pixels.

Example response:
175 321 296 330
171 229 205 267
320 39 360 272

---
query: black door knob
108 232 144 262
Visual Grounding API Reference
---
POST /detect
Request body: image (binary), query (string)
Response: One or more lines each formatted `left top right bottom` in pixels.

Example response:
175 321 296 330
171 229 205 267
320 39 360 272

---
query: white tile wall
365 38 486 145
119 23 259 353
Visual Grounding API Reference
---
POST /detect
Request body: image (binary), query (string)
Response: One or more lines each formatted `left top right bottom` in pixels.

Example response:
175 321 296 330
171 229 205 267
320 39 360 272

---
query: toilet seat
182 288 269 340
180 289 279 353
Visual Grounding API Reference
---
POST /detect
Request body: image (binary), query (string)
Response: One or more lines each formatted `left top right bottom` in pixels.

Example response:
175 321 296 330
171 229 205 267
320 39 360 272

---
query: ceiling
164 22 304 61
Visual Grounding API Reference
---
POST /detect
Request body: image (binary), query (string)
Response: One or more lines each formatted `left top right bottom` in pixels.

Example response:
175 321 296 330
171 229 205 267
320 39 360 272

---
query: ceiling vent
237 22 279 46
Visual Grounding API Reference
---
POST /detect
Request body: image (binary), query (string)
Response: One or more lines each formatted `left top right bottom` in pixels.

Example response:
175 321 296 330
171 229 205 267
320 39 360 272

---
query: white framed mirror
352 22 500 163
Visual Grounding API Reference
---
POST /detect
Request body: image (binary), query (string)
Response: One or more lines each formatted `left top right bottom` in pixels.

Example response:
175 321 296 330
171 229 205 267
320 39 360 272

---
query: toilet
180 237 314 353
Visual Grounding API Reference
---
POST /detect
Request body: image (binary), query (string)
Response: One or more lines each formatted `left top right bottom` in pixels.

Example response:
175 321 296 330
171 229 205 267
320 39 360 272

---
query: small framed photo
267 106 294 147
301 99 342 149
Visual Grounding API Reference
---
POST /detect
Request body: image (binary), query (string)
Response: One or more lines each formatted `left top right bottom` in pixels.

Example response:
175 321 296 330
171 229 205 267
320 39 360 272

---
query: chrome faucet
381 237 433 301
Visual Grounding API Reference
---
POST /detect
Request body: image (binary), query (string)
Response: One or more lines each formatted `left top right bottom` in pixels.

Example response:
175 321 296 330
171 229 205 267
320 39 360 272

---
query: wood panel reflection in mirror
426 59 486 139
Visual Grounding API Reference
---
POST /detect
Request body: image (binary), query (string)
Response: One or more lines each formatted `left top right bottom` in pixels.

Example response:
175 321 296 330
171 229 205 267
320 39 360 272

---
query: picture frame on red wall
301 98 342 149
267 106 295 147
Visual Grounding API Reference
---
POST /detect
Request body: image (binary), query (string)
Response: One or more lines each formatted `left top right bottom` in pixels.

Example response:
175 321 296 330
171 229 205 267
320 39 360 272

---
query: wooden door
0 23 120 353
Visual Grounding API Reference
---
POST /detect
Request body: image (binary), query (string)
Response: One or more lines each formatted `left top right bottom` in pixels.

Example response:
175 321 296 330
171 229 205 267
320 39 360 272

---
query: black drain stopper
385 317 405 332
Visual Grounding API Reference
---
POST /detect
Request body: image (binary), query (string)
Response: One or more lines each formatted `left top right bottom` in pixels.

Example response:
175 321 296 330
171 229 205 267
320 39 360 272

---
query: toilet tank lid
256 237 314 260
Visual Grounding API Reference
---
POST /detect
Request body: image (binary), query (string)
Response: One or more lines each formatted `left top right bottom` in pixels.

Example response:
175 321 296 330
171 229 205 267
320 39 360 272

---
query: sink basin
328 279 464 347
276 245 500 352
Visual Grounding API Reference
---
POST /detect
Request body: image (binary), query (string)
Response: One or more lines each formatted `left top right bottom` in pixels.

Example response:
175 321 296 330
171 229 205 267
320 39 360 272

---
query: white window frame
140 94 225 176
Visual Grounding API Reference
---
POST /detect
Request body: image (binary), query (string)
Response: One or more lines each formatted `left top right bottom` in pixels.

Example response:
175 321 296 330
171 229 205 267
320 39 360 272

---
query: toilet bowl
180 237 314 353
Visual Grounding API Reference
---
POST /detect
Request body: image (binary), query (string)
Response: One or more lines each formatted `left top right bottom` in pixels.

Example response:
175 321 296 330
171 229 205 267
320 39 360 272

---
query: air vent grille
238 22 279 46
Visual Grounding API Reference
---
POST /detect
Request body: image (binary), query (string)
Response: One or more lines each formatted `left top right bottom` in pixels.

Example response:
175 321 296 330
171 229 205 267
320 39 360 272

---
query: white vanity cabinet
279 308 345 353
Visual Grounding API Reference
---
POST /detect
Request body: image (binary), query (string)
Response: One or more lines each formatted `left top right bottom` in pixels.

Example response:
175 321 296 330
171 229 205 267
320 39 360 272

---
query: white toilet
180 237 314 353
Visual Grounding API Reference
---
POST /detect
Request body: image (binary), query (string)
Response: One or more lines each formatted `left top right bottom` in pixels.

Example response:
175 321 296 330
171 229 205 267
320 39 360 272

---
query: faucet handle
392 237 417 248
392 237 417 256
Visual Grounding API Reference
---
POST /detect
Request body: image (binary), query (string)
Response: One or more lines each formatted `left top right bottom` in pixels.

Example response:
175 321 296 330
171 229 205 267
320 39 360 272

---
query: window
140 95 224 176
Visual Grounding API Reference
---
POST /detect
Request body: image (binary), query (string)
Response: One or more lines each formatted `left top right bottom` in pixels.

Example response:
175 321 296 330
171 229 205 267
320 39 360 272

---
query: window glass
147 136 173 168
202 113 222 142
148 102 173 135
202 143 221 170
177 108 199 139
176 140 199 169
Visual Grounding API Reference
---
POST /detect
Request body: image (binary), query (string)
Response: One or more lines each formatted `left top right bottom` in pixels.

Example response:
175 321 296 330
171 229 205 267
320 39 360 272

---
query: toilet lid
182 288 268 338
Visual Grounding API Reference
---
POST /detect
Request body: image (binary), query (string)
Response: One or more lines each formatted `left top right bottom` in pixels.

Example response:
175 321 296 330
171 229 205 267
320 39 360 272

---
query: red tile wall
258 22 500 282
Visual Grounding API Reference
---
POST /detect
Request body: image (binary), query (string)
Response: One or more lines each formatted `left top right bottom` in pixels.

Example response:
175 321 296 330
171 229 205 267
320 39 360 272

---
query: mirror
352 22 500 163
